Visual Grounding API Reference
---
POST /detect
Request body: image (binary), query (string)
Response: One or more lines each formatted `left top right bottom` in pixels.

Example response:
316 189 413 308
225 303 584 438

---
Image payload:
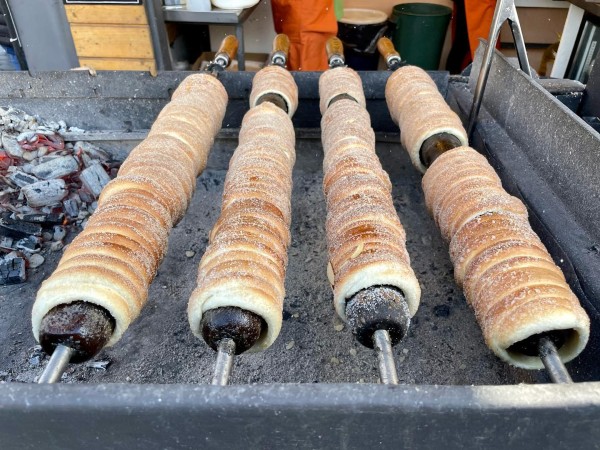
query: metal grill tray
1 51 599 448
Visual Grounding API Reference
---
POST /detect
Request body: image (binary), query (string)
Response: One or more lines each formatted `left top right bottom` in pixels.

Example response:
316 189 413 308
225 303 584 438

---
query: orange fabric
464 0 496 58
271 0 338 71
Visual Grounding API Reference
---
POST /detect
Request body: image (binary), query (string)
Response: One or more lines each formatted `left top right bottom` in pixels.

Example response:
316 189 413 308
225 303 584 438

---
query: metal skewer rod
538 337 573 384
373 329 399 385
377 37 403 71
38 344 73 384
211 338 236 386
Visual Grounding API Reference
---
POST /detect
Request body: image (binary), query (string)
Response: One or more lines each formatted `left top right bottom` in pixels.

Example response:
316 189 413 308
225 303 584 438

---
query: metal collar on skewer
271 52 287 67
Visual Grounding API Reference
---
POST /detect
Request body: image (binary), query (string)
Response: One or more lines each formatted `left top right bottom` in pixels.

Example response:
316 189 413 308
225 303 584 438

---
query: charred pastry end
345 286 411 349
39 301 115 364
201 306 265 355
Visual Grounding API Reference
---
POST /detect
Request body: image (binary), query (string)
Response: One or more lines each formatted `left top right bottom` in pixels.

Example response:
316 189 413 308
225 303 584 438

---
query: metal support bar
468 0 531 137
38 345 73 384
147 0 173 71
235 24 245 71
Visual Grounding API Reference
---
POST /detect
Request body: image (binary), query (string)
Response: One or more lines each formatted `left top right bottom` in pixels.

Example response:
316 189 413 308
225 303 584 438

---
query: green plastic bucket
390 3 452 70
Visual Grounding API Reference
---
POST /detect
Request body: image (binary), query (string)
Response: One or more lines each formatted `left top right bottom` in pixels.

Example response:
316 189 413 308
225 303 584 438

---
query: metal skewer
326 36 346 69
346 287 410 386
377 37 462 167
324 38 407 385
377 37 575 385
376 37 405 72
206 35 238 75
373 330 399 385
201 35 292 385
539 337 573 384
38 344 73 384
270 34 290 67
211 338 236 386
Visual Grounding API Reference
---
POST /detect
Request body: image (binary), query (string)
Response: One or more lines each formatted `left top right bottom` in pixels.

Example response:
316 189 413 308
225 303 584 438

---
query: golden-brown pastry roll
386 65 468 173
188 101 295 351
422 146 589 369
319 67 367 115
321 97 421 321
249 65 299 117
32 73 228 346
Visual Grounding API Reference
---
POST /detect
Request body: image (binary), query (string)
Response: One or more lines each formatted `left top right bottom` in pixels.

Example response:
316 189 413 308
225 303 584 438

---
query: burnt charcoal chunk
0 258 26 285
0 217 42 239
16 213 65 225
15 236 41 252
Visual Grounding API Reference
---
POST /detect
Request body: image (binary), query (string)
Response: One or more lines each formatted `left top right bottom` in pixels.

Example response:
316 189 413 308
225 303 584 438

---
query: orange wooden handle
273 34 290 57
216 35 239 61
377 37 399 60
326 36 344 62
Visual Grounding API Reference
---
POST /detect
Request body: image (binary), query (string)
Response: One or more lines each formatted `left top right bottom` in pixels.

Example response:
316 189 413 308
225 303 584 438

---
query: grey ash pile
0 107 117 285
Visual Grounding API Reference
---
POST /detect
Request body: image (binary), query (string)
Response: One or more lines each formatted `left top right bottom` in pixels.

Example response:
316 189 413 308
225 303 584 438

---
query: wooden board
79 57 156 72
65 4 148 25
65 3 155 71
70 24 154 59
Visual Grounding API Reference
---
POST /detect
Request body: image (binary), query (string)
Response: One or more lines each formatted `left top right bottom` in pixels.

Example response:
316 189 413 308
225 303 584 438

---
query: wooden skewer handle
273 34 290 58
216 35 239 63
326 36 344 62
377 37 400 61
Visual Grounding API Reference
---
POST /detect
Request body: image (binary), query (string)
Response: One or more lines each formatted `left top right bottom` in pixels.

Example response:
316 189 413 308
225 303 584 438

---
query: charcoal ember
52 225 66 241
15 236 41 252
22 150 38 162
80 153 93 168
79 163 110 198
0 216 42 239
78 188 94 204
7 170 39 188
74 141 110 162
0 257 26 285
15 212 65 225
21 179 68 207
0 236 13 251
16 130 38 145
31 156 78 180
21 163 35 174
0 150 11 172
1 133 23 159
62 198 79 218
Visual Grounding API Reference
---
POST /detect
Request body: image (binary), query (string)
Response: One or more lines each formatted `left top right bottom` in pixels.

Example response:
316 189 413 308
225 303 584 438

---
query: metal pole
373 330 399 385
539 337 573 384
38 344 73 384
211 338 236 386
